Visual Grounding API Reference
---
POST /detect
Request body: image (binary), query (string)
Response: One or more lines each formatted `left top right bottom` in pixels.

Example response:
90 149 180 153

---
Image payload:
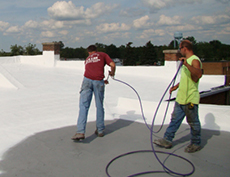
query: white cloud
59 30 68 35
224 26 230 32
41 31 55 38
192 15 230 25
157 15 181 25
133 15 153 29
192 16 216 25
216 0 230 4
139 28 165 39
142 0 170 9
67 19 92 25
48 1 85 20
96 23 130 33
0 0 229 51
21 20 68 40
96 32 130 45
142 0 202 13
24 20 39 28
53 21 65 29
155 29 166 36
84 30 97 37
84 2 118 19
0 21 10 31
167 24 203 32
120 7 145 17
48 1 118 21
5 26 21 34
217 26 230 35
40 20 65 30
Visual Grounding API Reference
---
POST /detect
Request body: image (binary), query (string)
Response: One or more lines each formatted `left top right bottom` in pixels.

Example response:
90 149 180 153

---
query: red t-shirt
84 52 113 80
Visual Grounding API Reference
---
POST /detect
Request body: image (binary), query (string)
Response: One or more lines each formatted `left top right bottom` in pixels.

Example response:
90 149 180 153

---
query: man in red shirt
72 45 116 141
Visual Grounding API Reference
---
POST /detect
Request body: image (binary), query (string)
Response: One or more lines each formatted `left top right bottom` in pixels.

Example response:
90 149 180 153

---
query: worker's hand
179 57 187 65
169 85 178 94
109 70 115 77
104 80 109 84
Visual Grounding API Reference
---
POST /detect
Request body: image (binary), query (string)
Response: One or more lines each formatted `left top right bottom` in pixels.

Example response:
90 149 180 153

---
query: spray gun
104 70 114 84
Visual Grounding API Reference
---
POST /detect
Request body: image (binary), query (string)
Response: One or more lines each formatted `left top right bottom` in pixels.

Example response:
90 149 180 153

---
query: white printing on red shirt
84 52 113 80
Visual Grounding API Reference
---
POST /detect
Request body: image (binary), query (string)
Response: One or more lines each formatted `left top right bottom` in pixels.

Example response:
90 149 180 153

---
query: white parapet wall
0 51 59 88
0 55 225 90
20 51 59 67
0 56 20 64
0 51 59 67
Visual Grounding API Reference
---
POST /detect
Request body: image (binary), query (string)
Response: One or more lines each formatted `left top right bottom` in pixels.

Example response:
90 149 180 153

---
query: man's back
84 52 113 80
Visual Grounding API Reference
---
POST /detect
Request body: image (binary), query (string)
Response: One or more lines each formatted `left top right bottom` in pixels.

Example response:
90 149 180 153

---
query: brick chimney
163 49 181 62
42 42 60 55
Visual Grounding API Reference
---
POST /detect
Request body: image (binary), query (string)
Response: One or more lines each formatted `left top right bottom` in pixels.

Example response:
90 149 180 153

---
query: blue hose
105 61 195 176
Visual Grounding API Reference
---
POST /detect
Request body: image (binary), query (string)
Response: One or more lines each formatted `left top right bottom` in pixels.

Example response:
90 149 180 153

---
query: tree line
60 41 168 66
61 37 230 65
1 37 230 66
0 43 42 56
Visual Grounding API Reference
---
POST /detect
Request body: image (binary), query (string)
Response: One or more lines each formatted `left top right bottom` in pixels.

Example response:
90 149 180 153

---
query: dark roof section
199 85 230 98
166 85 230 104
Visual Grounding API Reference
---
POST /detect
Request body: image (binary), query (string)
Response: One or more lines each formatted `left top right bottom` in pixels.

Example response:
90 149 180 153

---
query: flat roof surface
0 119 229 177
0 62 229 177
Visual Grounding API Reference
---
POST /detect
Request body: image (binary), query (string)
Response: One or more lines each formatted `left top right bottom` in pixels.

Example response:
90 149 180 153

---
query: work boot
153 138 172 148
184 144 201 153
95 129 104 137
71 133 85 141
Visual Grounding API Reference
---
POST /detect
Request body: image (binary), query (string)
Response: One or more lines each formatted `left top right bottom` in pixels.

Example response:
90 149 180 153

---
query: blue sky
0 0 230 51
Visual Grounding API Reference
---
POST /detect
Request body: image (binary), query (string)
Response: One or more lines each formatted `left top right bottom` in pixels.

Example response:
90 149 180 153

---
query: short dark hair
180 40 193 51
87 45 97 52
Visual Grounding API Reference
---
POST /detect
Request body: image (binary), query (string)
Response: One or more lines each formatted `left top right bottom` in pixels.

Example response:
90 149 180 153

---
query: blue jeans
164 102 201 145
77 77 105 134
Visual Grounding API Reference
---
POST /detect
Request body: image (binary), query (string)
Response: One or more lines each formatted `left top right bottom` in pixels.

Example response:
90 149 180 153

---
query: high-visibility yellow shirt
176 55 202 105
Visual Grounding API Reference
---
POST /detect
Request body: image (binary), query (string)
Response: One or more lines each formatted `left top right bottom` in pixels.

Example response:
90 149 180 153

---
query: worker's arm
179 57 202 83
169 83 179 94
109 61 116 76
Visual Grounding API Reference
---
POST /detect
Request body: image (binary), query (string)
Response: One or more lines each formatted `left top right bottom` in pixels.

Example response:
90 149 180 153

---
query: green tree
55 39 230 63
118 45 125 58
0 49 10 56
221 44 230 61
95 43 106 52
196 42 214 61
60 46 87 59
123 42 136 66
10 44 24 56
168 40 178 49
59 41 65 49
140 41 157 65
24 43 41 55
155 45 168 65
209 40 222 61
105 44 120 58
74 47 87 59
60 47 75 58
